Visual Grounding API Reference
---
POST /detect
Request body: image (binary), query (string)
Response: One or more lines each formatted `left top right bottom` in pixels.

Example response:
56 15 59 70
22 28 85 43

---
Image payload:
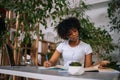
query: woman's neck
69 39 80 47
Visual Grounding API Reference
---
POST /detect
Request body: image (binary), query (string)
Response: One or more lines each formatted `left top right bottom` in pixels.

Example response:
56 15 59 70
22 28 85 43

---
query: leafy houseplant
68 62 84 75
0 0 69 44
69 62 82 66
0 0 69 65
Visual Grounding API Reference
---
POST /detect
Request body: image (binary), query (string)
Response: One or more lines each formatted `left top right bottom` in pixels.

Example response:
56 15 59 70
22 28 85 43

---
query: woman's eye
73 30 77 32
67 29 78 36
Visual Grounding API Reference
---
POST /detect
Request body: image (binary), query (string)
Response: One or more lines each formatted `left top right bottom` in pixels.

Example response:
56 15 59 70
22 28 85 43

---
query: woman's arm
84 53 92 67
43 50 61 67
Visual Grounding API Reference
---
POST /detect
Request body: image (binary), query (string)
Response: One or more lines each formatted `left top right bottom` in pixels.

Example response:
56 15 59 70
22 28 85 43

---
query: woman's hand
43 61 52 67
92 60 110 69
98 60 110 69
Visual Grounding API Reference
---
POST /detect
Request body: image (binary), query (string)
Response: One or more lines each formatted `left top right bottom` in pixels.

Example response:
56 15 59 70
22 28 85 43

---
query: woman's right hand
43 61 52 67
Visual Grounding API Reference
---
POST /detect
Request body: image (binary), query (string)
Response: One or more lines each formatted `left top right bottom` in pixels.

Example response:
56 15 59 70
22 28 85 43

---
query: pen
46 54 48 61
46 54 52 66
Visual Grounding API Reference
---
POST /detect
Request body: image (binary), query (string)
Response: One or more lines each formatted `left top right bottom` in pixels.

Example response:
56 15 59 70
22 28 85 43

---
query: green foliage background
0 0 117 61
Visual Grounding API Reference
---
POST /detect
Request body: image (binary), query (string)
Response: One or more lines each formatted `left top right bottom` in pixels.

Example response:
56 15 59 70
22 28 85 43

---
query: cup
68 66 84 75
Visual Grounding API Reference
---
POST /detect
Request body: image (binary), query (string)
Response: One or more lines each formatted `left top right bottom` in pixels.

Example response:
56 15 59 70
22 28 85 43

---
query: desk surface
0 66 120 80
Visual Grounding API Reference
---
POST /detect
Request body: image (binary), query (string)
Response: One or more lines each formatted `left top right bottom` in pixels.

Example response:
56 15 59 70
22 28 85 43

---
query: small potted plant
69 62 82 66
68 62 84 75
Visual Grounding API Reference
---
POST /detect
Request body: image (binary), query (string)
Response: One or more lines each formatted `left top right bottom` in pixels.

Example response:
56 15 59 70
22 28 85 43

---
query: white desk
0 66 119 80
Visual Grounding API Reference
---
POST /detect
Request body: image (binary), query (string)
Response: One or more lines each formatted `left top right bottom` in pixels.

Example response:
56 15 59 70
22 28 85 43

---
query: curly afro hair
56 17 81 40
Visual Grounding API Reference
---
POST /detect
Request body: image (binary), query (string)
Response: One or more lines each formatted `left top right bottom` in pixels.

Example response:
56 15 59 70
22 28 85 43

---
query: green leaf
69 62 82 66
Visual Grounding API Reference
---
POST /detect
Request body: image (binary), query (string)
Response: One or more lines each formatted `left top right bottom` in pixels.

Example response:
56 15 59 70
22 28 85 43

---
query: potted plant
69 62 82 66
68 62 84 75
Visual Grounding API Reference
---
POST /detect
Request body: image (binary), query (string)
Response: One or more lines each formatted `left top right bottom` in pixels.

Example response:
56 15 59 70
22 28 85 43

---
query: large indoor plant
0 0 69 45
0 0 69 65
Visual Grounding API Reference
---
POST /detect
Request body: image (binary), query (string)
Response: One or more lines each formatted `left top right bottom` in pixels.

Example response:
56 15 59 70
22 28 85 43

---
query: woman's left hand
98 60 110 69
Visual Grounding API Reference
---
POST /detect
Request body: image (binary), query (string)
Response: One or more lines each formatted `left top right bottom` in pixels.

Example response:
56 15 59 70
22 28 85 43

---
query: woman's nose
72 33 76 36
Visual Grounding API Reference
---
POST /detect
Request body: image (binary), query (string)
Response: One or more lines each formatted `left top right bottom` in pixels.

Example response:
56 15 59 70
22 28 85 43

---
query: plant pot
68 66 84 75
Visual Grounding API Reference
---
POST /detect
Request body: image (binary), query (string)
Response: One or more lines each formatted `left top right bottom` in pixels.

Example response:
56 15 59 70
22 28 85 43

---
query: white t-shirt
56 40 92 67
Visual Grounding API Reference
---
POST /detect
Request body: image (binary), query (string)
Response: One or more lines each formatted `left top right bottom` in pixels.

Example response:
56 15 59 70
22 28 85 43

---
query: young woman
44 17 92 68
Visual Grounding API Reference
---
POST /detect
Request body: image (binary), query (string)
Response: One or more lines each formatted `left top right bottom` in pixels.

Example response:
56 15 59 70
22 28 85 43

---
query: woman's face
67 28 79 41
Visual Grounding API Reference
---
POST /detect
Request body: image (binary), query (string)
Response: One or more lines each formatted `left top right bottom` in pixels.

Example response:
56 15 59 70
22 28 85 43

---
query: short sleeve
85 44 92 55
56 43 64 53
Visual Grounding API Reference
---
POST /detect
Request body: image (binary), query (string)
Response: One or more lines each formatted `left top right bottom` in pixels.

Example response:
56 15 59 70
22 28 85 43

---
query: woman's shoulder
80 41 90 46
56 40 69 52
57 40 68 47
